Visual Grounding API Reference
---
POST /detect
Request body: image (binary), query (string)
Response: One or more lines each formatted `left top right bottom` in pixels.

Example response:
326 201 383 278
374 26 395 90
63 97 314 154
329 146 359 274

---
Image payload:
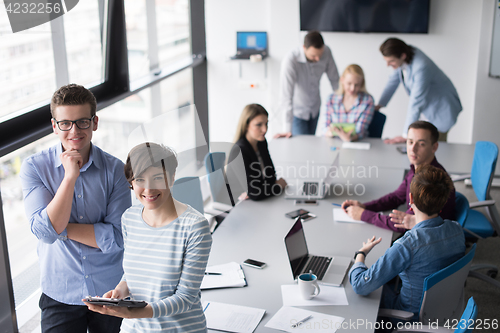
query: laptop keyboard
304 255 332 280
302 182 319 195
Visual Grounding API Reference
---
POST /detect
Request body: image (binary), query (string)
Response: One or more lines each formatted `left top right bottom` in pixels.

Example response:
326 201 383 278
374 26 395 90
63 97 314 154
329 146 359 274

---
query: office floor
18 182 500 333
456 181 500 332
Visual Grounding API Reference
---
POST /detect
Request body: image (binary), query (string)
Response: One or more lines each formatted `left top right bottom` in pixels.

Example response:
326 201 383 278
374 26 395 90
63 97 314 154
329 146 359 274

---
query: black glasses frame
53 116 95 131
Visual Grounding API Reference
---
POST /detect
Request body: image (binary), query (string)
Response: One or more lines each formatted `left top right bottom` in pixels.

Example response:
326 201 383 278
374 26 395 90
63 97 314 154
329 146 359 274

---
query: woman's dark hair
304 31 324 49
124 142 178 189
379 38 415 64
410 165 454 216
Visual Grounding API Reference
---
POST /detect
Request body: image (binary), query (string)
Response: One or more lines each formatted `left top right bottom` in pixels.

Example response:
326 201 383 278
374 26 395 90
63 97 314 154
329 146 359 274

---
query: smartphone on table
285 209 309 219
243 259 266 269
294 200 318 206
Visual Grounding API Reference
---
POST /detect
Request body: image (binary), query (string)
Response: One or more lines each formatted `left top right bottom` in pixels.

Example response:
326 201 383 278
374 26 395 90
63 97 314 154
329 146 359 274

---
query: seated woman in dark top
229 104 287 201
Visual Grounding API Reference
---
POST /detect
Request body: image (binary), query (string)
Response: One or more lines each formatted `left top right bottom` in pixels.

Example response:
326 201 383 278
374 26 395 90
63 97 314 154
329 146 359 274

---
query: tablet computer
330 123 356 133
83 297 147 308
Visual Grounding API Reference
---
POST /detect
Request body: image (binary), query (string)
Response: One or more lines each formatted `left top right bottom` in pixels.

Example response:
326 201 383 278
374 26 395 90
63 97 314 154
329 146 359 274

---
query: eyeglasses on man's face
53 116 95 131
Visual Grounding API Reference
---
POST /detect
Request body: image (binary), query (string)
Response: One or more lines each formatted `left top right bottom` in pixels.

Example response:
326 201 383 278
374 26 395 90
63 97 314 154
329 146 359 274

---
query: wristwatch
354 251 366 259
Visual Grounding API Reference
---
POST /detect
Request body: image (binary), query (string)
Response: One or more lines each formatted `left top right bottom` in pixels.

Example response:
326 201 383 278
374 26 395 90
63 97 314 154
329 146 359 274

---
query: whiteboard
490 1 500 77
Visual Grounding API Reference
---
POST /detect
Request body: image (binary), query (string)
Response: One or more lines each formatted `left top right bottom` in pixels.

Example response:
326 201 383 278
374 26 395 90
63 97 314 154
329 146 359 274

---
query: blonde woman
229 104 286 201
325 64 375 142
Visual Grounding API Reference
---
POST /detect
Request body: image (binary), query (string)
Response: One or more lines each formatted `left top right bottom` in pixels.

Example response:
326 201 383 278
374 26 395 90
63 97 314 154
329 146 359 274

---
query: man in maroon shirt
341 121 455 232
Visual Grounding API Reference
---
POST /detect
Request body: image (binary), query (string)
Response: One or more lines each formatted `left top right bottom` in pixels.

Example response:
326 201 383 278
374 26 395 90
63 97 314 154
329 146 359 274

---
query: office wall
205 0 484 144
472 0 500 149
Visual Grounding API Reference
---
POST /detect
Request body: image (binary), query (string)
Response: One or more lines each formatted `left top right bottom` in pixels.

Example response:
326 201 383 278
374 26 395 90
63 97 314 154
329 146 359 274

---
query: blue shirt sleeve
20 157 64 244
349 241 412 296
378 69 401 107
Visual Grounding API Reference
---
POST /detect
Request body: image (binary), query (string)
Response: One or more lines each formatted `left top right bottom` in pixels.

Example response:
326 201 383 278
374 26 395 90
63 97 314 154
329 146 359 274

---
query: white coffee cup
298 273 320 299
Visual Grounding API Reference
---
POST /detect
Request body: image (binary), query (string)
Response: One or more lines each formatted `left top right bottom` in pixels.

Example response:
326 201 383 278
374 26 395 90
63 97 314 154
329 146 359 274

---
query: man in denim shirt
349 165 465 322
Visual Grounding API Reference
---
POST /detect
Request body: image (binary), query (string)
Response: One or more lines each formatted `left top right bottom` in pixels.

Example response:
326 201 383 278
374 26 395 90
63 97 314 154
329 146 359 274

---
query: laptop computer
231 31 268 60
284 153 339 200
284 217 352 286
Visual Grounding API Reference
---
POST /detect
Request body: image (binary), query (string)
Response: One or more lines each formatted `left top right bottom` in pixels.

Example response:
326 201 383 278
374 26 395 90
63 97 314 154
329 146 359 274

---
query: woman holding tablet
85 142 212 332
229 104 287 201
325 64 375 142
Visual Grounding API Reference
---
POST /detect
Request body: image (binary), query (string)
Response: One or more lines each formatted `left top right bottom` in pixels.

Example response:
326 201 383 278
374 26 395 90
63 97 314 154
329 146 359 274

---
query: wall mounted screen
300 0 430 33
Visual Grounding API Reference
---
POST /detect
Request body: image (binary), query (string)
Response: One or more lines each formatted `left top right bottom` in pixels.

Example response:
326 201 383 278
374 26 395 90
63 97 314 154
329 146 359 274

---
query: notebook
284 217 351 286
201 262 247 290
284 153 339 200
231 32 268 60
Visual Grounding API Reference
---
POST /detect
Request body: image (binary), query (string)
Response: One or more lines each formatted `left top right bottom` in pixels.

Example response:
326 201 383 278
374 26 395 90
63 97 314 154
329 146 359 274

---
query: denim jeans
292 113 319 136
40 293 122 333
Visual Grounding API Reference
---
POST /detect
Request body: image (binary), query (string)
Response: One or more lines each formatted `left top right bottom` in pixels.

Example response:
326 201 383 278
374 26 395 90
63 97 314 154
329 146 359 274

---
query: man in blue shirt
20 84 131 332
349 164 465 322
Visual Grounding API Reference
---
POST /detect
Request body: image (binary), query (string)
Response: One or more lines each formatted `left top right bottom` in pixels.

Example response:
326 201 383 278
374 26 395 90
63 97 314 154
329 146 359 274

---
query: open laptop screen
237 32 267 53
284 217 309 278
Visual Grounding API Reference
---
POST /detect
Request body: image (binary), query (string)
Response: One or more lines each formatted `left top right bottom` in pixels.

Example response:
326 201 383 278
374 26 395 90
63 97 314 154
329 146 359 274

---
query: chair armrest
463 227 484 240
378 308 414 321
469 200 496 209
451 174 471 182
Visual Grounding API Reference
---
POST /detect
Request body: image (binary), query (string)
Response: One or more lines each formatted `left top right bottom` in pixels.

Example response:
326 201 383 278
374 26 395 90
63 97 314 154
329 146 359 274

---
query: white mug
298 273 320 299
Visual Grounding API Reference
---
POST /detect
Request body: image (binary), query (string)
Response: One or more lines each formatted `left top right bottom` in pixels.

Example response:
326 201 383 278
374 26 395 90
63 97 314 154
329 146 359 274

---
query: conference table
201 136 476 333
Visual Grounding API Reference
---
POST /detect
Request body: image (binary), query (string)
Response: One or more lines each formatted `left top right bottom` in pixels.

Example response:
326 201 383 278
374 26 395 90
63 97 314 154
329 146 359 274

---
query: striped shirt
120 205 212 332
325 91 375 139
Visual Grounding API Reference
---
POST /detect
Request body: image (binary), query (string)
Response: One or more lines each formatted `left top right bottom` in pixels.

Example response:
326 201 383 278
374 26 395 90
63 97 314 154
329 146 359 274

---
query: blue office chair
390 297 478 333
378 244 476 326
453 141 500 287
171 176 204 214
367 110 387 138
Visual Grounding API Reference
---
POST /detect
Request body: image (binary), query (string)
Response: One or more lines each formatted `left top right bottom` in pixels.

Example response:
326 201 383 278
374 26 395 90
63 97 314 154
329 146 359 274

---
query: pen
331 203 342 207
204 272 222 275
291 315 313 328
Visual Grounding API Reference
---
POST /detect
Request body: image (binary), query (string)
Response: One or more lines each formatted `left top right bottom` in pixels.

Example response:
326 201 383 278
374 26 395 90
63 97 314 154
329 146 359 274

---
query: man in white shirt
276 31 339 137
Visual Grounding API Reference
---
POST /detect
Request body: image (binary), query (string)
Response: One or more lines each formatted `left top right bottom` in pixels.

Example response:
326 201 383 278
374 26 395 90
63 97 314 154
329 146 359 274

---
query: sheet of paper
201 262 247 289
333 208 365 224
265 306 344 333
281 284 348 306
341 142 371 150
203 301 265 333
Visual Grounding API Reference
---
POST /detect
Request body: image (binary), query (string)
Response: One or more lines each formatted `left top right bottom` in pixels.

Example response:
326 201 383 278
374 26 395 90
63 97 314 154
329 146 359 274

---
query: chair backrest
455 192 470 228
470 141 498 201
367 110 387 138
204 152 235 207
454 297 478 333
171 176 204 214
419 244 476 324
205 152 226 180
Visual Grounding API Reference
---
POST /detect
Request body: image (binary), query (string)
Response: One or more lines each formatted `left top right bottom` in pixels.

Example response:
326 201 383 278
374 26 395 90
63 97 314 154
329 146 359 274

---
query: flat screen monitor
300 0 430 33
237 32 268 52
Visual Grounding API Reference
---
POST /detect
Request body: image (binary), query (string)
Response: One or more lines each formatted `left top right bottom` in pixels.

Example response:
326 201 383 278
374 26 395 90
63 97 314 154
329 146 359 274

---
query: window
63 0 104 87
0 11 56 120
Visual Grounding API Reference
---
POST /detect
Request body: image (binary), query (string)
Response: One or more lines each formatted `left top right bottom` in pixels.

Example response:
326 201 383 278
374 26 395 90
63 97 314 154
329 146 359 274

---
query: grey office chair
378 244 476 327
171 176 204 214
